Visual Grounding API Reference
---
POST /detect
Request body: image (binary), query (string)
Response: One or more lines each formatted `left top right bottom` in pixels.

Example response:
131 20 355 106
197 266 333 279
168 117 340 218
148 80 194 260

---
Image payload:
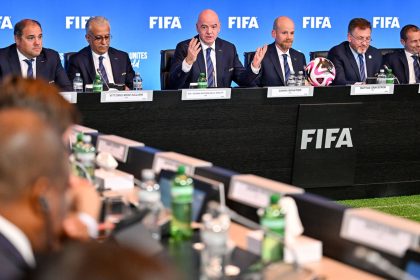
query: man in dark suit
254 16 306 87
0 108 69 280
384 24 420 84
327 18 382 85
0 19 72 91
168 9 264 89
67 16 135 90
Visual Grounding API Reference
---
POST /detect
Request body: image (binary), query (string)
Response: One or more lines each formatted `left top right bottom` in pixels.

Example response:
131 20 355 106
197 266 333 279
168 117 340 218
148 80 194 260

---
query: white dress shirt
275 46 295 81
404 49 418 84
16 48 37 78
350 47 367 80
91 51 115 84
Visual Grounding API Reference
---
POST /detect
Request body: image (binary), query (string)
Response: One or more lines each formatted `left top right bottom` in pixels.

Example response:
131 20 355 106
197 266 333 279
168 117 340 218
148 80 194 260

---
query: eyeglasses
350 33 372 43
89 34 112 42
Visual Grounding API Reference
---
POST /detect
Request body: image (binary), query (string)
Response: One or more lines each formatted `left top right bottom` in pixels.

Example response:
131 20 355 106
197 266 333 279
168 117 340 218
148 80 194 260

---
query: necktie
358 54 366 82
98 56 109 84
412 55 420 83
283 54 290 83
24 59 34 78
206 48 215 87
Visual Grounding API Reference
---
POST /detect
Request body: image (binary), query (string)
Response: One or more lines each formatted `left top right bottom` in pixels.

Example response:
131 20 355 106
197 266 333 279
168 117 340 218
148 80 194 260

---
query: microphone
354 246 417 280
96 68 110 91
383 65 400 84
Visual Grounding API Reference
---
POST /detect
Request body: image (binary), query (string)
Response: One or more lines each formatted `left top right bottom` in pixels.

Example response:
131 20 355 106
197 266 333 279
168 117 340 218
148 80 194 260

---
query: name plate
96 135 144 162
350 84 394 95
229 175 303 208
340 208 420 257
153 152 212 175
181 88 231 100
267 86 314 98
100 90 153 103
60 91 77 103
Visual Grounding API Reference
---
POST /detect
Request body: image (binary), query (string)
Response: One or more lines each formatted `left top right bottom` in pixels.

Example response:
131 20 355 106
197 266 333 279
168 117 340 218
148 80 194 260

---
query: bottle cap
270 194 280 205
141 169 155 181
76 73 80 76
177 165 186 175
82 134 92 143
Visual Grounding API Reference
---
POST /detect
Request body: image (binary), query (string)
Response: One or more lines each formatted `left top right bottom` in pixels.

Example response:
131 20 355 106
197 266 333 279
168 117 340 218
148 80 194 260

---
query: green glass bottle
386 68 394 84
170 165 194 240
93 74 103 93
261 194 285 264
197 72 207 88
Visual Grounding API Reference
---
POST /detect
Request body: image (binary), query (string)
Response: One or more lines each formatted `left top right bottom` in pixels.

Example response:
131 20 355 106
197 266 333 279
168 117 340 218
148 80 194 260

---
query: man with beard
327 18 383 85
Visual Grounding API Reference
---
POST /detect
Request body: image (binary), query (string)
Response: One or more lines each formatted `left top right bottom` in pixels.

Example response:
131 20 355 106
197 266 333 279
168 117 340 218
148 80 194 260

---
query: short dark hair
348 18 371 34
14 19 42 37
400 24 420 41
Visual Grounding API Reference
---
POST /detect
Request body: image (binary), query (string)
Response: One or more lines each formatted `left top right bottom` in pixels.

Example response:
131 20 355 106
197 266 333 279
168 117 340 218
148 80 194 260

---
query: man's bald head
196 9 221 46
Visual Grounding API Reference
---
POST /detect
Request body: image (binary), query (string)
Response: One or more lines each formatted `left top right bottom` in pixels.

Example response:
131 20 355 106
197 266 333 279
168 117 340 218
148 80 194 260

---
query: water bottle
197 72 208 88
200 202 231 279
93 73 103 93
74 134 96 180
170 165 194 240
73 73 84 92
386 68 394 84
133 72 143 91
296 71 305 86
138 169 162 240
286 72 297 86
260 194 285 264
376 69 386 84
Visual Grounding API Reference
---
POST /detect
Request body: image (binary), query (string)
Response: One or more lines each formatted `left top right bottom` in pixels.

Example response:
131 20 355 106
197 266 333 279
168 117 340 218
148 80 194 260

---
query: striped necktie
24 59 34 78
206 48 215 87
358 54 366 82
283 54 290 83
98 56 109 83
412 54 420 83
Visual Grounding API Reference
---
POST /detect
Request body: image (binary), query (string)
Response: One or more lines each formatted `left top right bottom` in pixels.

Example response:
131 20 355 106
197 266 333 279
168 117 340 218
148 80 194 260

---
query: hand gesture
252 45 268 69
185 38 202 65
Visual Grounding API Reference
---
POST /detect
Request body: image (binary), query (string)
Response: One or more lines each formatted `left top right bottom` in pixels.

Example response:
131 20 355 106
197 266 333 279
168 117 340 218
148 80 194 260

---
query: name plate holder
267 86 314 98
100 90 153 103
96 135 144 163
350 84 394 96
340 208 420 257
152 151 212 176
181 88 231 100
60 91 78 103
229 174 304 208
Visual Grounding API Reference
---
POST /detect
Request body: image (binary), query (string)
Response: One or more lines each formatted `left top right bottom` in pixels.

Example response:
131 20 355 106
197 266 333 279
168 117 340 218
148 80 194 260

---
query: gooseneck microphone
96 68 110 90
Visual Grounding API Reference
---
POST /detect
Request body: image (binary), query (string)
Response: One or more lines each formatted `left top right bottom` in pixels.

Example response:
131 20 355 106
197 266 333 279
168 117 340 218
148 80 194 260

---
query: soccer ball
305 57 336 86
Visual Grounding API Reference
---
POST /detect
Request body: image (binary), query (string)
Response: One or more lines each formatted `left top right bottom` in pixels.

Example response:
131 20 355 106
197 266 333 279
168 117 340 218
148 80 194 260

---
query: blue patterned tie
412 55 420 83
206 48 215 87
98 56 109 84
358 54 366 82
283 54 290 83
24 59 34 78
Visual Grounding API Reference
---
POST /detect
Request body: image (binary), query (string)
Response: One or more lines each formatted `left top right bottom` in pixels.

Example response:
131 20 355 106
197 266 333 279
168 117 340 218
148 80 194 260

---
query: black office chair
379 48 399 56
243 51 255 68
309 51 329 61
160 49 175 90
64 52 76 72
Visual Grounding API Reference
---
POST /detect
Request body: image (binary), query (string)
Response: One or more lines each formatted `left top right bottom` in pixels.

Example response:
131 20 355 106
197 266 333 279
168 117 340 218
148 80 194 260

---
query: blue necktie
358 54 366 82
206 48 215 87
98 56 109 84
412 55 420 83
283 54 290 83
24 59 34 78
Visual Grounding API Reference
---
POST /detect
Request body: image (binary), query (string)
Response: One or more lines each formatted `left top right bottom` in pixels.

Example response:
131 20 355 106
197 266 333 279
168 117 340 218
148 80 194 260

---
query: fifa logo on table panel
300 128 353 150
228 17 259 29
302 17 331 29
149 17 181 29
372 17 400 28
66 16 91 29
0 16 12 29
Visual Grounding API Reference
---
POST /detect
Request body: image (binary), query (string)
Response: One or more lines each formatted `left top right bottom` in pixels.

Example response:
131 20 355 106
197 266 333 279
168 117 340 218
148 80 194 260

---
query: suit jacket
168 36 258 89
0 44 72 91
0 233 30 280
67 46 135 90
327 41 383 85
256 42 307 87
383 49 411 84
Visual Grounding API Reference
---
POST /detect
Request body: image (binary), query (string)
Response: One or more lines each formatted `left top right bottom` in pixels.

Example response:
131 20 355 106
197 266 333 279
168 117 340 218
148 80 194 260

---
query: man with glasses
384 24 420 84
327 18 382 85
168 9 262 89
67 16 135 90
0 19 72 91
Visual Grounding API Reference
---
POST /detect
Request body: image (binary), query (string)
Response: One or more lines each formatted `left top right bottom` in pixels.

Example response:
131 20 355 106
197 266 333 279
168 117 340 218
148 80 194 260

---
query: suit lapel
85 48 96 82
109 48 121 84
399 50 410 83
215 39 223 87
35 51 48 79
269 43 284 85
365 48 375 77
290 48 301 74
8 45 22 76
345 43 361 81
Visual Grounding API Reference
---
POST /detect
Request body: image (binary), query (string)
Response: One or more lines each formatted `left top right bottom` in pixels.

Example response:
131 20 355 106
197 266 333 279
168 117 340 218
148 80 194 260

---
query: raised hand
252 45 268 69
185 37 202 65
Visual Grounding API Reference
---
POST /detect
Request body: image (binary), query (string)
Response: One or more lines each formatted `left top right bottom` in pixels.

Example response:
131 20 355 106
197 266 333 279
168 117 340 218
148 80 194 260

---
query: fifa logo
372 17 400 29
149 17 181 29
300 128 353 150
302 17 331 29
65 16 91 29
0 16 12 29
228 17 259 29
